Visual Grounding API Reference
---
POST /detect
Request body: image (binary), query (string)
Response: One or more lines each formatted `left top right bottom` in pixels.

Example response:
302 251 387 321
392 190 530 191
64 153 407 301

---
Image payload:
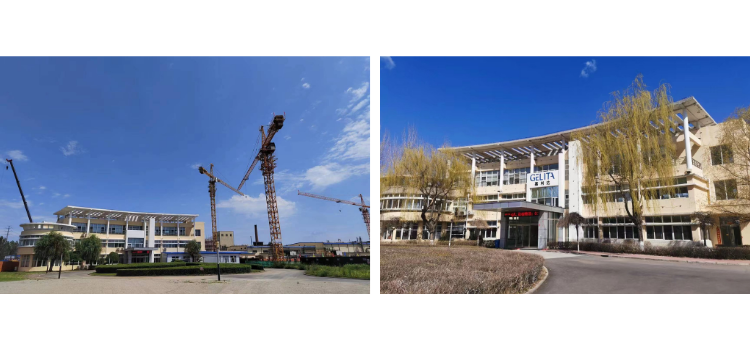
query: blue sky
381 57 750 148
0 57 370 244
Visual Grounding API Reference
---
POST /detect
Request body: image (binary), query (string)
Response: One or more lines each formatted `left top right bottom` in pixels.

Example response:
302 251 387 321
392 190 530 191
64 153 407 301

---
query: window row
531 186 559 207
533 163 559 172
475 170 499 187
503 167 530 185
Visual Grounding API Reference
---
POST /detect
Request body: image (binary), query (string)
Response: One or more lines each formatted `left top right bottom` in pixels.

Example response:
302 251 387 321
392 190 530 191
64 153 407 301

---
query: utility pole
5 226 10 242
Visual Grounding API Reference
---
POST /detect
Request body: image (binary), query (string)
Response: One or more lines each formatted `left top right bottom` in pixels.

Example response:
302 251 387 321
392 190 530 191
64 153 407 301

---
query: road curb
548 249 750 266
526 266 548 294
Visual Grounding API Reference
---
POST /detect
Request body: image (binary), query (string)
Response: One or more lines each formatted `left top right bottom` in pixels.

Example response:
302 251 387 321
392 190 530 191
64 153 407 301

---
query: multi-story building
381 97 748 248
218 231 234 248
17 206 205 271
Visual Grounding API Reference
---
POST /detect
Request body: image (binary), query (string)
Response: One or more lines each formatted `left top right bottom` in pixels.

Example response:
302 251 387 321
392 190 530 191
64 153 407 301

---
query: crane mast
239 115 285 261
297 191 370 239
198 164 246 252
5 159 33 223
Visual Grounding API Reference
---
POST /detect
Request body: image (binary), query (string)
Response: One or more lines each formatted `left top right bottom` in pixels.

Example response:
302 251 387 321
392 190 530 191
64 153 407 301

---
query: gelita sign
527 170 559 188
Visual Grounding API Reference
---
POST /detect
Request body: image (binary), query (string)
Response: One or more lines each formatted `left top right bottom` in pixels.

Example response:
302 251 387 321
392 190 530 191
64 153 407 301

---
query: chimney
254 225 259 244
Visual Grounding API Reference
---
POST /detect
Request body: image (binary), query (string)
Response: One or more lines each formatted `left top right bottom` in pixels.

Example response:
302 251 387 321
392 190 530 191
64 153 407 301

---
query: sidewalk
546 249 750 266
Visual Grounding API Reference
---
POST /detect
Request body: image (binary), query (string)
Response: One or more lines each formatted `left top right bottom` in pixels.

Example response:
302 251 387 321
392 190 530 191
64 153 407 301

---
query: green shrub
95 261 186 273
249 264 264 271
116 264 252 276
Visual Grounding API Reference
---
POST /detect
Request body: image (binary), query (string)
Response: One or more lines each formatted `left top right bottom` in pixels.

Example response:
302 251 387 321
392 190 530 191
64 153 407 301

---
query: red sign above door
504 211 540 217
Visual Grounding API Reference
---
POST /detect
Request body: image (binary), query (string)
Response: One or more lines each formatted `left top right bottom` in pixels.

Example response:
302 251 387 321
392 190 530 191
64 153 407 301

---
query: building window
195 229 201 237
501 193 526 200
715 180 738 200
711 145 733 165
530 186 559 207
474 170 499 187
109 225 124 234
503 167 530 185
127 238 144 248
73 222 87 232
533 163 559 172
128 225 144 231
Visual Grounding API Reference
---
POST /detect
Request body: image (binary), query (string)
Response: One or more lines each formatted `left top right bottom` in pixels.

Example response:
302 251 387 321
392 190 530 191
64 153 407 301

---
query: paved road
0 269 369 294
527 251 750 294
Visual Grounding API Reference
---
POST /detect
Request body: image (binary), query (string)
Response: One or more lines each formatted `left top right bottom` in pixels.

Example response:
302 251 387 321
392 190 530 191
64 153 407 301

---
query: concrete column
148 218 155 249
558 149 566 208
568 141 584 239
499 155 505 193
471 157 476 188
86 215 90 236
125 220 129 248
67 216 72 225
683 108 693 173
143 220 147 247
526 152 535 202
176 221 180 252
105 218 110 253
149 251 154 263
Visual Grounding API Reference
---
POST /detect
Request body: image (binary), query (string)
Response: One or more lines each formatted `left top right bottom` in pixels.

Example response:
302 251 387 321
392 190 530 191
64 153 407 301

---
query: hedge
116 264 252 276
548 241 750 260
95 262 186 273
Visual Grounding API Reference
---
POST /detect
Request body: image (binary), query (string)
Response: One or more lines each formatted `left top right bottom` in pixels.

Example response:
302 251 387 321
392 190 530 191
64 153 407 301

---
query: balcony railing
673 157 702 170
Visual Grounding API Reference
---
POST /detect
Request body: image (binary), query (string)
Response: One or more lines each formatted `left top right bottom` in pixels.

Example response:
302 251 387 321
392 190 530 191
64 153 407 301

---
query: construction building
381 97 749 248
16 206 205 271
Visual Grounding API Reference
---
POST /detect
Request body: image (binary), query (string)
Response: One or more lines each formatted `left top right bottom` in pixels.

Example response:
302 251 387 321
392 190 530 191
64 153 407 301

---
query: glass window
195 229 201 237
673 226 683 240
683 226 693 241
711 145 734 165
663 226 673 240
715 180 738 200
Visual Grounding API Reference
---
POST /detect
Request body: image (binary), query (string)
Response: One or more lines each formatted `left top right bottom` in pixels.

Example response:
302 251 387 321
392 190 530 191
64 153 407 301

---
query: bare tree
381 127 472 242
708 107 750 222
693 211 716 247
573 76 679 244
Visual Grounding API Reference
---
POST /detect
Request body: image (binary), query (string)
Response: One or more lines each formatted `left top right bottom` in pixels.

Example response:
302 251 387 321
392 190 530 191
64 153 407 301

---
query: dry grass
381 245 544 294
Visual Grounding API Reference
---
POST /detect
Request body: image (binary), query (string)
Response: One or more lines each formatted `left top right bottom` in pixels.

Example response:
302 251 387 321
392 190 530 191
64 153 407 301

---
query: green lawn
0 271 43 282
305 264 370 280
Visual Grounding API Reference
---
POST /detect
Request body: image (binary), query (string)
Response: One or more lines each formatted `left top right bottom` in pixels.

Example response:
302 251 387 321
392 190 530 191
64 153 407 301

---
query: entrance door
529 226 538 248
507 224 538 248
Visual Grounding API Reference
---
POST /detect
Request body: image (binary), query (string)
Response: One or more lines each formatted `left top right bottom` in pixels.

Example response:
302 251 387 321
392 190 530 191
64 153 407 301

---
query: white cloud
0 199 25 209
381 56 396 69
326 112 370 162
345 82 369 103
5 150 28 161
39 186 46 190
53 193 60 198
302 82 310 89
300 119 304 122
284 135 291 140
190 163 202 169
580 59 597 78
336 118 342 121
349 97 369 114
0 200 34 209
304 163 369 190
301 77 305 81
61 141 83 156
216 193 297 218
63 194 70 198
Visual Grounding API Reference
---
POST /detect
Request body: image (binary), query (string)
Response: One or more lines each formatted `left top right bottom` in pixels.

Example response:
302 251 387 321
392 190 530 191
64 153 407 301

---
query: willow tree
381 127 472 241
709 106 750 221
573 76 679 243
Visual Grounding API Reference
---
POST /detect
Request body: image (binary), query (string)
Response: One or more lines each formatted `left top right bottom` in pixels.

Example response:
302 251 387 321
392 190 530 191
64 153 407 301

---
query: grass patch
0 272 42 282
304 264 370 280
381 245 544 294
89 272 117 276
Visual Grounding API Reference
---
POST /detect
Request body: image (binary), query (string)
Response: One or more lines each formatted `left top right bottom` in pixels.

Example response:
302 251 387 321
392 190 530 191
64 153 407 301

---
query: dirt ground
0 268 369 294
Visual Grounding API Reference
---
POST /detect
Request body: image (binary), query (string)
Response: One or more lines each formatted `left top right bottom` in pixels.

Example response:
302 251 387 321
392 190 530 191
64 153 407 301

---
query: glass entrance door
507 224 538 248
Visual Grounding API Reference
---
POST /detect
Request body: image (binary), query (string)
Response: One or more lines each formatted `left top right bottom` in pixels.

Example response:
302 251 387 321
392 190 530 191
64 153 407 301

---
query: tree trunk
58 253 62 279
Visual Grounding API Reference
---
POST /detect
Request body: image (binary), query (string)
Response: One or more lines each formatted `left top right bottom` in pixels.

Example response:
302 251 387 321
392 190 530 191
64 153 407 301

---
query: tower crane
5 159 33 223
198 164 247 253
297 191 370 239
238 114 285 261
